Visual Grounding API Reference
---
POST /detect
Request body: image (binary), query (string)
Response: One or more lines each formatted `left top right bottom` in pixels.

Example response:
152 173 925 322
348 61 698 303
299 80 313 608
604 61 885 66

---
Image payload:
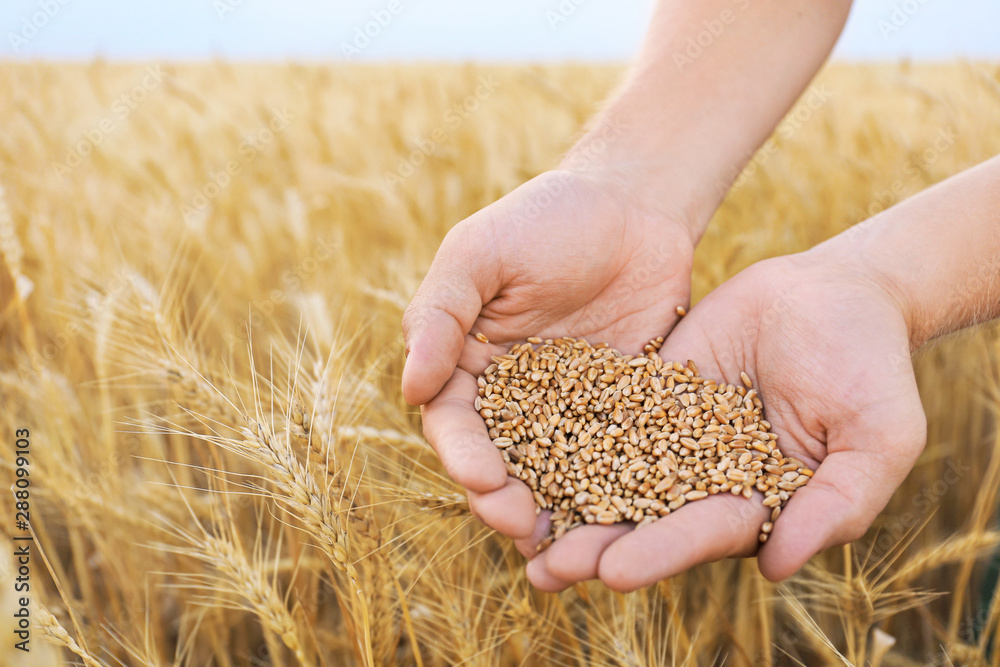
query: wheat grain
477 337 811 546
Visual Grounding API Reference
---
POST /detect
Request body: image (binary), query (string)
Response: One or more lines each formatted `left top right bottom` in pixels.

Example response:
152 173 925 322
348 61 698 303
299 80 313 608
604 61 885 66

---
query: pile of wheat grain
1 61 999 665
478 337 811 547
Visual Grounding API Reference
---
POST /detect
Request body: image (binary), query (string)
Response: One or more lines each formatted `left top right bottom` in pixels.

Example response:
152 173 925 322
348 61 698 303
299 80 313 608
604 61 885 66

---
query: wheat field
1 61 1000 666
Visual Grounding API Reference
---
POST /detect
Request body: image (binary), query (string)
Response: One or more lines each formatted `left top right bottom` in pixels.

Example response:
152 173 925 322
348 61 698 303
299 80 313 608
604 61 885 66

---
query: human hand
402 0 859 576
525 250 927 590
402 167 699 552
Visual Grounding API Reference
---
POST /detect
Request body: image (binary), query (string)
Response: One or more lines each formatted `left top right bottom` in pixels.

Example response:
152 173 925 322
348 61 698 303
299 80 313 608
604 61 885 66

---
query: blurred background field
1 61 1000 665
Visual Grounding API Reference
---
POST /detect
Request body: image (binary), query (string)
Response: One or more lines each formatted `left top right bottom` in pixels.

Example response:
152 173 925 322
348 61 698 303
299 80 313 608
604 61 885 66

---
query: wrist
557 112 716 247
806 229 927 351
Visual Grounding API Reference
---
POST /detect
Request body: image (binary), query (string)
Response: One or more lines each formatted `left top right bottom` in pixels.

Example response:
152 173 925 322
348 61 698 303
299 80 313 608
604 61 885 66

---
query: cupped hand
526 250 927 591
402 168 698 560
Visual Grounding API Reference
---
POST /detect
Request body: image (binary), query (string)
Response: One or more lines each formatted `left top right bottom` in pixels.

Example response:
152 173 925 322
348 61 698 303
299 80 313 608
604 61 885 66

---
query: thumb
402 224 501 405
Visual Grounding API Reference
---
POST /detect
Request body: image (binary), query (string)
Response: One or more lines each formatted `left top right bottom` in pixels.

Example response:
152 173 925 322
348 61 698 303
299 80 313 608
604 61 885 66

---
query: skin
544 154 1000 591
403 170 694 540
541 253 924 590
403 0 1000 589
403 0 853 562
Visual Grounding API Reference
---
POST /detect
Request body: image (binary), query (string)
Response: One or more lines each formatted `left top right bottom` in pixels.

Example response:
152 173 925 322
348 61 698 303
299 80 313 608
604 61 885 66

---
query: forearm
818 155 1000 348
562 0 853 242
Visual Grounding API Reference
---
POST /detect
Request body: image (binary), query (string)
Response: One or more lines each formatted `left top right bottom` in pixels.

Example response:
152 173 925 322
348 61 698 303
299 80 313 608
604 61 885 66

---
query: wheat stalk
289 388 423 667
888 530 1000 586
5 60 1000 665
36 605 107 667
159 531 312 664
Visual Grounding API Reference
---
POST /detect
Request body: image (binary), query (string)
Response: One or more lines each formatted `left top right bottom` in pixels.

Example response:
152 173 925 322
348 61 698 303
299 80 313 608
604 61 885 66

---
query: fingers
421 369 508 493
402 227 502 406
757 453 873 581
598 493 769 592
468 477 537 540
531 524 632 586
514 511 552 559
526 556 574 593
758 395 927 582
517 518 628 593
402 305 472 406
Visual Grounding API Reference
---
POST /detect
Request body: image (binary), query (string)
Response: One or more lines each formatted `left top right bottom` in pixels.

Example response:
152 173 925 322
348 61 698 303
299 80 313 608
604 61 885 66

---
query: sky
2 0 999 61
